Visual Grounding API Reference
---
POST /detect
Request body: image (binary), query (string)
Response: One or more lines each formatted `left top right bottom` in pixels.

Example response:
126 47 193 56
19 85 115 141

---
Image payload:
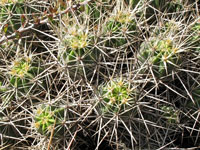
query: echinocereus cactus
98 77 137 114
34 105 65 136
58 25 99 79
10 57 33 86
8 56 42 93
138 37 181 79
96 77 141 149
103 7 136 48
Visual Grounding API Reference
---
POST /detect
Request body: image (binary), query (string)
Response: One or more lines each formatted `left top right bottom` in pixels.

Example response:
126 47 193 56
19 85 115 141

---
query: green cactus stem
8 56 43 95
104 9 136 48
138 38 181 79
99 78 137 114
34 105 65 136
59 25 99 79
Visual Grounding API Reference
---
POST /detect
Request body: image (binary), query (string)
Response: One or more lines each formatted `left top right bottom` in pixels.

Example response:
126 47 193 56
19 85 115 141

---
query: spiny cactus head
99 77 137 114
10 57 31 78
138 37 181 79
105 8 136 33
112 10 132 24
34 107 55 135
58 24 98 80
9 57 30 86
103 8 136 48
59 25 90 62
8 56 42 88
34 105 64 136
64 25 89 50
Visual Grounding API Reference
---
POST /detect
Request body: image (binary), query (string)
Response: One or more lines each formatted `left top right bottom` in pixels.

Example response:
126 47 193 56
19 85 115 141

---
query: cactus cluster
0 0 200 149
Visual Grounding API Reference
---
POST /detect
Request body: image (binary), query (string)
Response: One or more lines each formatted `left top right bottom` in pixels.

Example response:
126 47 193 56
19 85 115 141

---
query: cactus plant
98 77 137 114
95 77 140 149
0 56 44 105
58 25 99 79
9 57 40 88
6 56 44 99
0 0 199 149
34 105 65 136
104 8 136 48
138 37 181 79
